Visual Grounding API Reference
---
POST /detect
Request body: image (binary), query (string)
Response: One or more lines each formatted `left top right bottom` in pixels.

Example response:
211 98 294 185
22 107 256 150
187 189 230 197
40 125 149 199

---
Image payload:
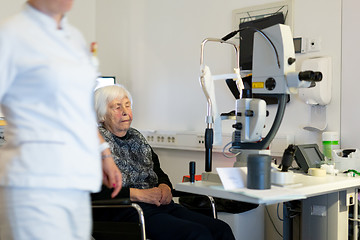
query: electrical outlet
152 133 177 146
141 131 176 146
346 191 355 206
307 38 321 52
167 136 176 144
166 135 176 144
146 135 155 143
156 135 164 143
197 135 205 146
140 130 231 152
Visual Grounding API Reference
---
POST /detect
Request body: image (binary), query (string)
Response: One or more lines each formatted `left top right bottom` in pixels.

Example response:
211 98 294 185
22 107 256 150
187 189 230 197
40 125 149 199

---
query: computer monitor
239 12 285 70
294 144 325 173
94 76 116 90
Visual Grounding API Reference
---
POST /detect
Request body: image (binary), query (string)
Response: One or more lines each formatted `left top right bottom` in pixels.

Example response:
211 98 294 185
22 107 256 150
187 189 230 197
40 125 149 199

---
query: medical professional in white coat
0 0 122 239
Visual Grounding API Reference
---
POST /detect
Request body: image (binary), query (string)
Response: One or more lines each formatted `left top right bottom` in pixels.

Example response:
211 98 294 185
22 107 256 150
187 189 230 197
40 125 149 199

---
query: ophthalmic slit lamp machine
199 24 322 172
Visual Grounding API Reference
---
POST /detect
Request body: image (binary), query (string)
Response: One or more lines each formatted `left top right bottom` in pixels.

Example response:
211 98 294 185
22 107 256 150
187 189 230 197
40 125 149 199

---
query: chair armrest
92 198 146 240
172 189 194 198
173 190 217 219
92 198 131 206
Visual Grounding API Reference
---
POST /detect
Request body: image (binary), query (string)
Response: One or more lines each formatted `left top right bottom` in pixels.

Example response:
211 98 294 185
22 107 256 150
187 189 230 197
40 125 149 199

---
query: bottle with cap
90 42 99 68
322 131 340 161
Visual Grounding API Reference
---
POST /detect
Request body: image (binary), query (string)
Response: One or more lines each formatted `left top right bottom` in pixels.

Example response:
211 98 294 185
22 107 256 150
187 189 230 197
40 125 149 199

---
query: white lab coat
0 4 102 192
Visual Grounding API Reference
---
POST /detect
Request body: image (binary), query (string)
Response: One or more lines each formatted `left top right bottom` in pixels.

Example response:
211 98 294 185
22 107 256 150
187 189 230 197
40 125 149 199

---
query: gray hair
94 84 133 123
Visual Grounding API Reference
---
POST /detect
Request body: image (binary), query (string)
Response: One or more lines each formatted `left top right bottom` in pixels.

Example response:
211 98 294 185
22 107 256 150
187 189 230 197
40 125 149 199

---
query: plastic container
247 154 271 189
332 149 360 171
322 132 339 161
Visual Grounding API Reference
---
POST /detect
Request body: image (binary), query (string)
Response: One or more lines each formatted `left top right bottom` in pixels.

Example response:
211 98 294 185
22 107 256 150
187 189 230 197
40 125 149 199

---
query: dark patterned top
99 126 158 189
92 126 172 200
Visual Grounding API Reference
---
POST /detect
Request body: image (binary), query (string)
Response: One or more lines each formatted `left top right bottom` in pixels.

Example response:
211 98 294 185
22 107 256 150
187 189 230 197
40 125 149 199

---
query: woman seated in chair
91 84 235 240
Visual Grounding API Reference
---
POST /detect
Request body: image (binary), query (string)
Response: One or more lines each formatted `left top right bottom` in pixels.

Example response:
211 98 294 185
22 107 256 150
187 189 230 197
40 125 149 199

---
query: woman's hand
101 154 122 198
98 131 122 198
129 184 172 206
130 188 162 206
158 184 172 205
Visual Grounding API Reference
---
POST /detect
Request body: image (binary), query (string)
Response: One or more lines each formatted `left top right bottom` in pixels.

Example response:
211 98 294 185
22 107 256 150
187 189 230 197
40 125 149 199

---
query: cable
222 141 241 158
277 203 284 221
221 26 280 69
265 205 283 238
344 169 360 176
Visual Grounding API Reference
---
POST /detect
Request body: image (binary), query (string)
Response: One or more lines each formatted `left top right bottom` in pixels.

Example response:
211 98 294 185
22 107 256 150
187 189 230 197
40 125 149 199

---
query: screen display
239 12 285 70
294 144 324 172
94 76 116 90
293 37 302 53
303 147 322 166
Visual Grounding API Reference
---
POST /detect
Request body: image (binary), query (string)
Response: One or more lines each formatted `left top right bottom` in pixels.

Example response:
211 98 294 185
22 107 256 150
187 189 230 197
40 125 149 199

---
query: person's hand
130 188 162 206
102 155 122 198
158 184 172 205
98 131 122 198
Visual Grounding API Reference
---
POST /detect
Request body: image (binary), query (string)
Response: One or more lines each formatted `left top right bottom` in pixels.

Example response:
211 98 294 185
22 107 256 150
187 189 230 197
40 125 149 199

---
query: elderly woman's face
103 97 133 137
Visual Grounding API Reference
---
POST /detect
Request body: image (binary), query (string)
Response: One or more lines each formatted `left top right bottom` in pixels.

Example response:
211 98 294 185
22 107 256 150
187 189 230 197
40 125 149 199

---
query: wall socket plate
139 130 232 152
294 37 322 53
140 129 293 156
307 37 322 52
346 191 355 206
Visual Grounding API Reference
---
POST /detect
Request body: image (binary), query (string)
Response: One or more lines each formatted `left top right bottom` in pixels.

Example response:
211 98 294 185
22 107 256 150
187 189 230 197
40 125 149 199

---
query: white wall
95 0 342 177
95 0 278 133
341 0 360 149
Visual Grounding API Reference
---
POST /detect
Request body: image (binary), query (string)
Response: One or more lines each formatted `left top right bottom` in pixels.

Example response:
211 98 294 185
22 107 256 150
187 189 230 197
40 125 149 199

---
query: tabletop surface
175 173 360 205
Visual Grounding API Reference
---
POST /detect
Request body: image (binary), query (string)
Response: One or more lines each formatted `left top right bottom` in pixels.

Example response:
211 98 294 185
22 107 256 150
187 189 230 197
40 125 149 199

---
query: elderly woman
92 84 235 240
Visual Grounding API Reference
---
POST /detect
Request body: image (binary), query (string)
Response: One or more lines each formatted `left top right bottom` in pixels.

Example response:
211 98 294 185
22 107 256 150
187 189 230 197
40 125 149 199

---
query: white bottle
322 131 340 161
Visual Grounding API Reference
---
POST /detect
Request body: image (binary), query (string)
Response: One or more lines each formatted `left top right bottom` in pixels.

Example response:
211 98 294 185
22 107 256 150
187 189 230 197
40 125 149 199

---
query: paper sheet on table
216 167 247 190
216 167 306 203
230 186 306 201
208 184 306 203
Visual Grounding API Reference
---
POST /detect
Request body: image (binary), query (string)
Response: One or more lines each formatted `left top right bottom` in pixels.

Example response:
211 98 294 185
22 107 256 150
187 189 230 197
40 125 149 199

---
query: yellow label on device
0 120 7 126
252 82 264 89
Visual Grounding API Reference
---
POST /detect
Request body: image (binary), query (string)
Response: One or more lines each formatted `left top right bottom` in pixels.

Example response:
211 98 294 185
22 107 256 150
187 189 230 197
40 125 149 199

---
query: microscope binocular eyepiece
298 71 323 82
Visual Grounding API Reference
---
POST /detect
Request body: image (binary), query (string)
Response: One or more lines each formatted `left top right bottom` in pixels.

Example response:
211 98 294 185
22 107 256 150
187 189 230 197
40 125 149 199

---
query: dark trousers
95 201 236 240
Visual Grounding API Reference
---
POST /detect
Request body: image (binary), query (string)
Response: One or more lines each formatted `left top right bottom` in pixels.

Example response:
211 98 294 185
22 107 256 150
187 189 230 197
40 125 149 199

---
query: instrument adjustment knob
265 78 276 91
288 57 296 65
